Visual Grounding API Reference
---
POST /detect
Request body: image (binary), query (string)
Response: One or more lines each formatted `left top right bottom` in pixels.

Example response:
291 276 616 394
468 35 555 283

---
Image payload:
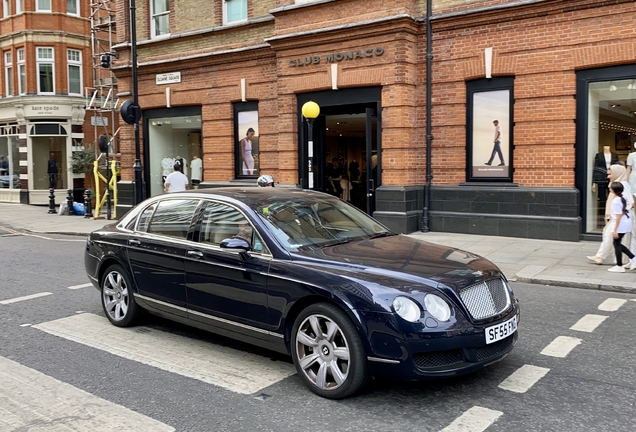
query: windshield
255 195 392 251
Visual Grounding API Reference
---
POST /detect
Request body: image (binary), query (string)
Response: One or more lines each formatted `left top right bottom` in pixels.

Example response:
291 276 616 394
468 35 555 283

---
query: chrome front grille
459 278 511 320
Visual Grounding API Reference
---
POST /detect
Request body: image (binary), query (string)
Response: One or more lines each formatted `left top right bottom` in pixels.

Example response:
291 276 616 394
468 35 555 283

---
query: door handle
187 250 203 258
128 239 141 246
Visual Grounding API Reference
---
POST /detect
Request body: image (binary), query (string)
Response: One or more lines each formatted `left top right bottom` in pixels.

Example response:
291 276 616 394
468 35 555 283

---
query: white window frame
36 0 52 12
67 49 82 96
150 0 170 38
66 0 79 15
223 0 247 25
3 0 10 18
4 51 12 96
16 0 22 14
36 47 55 95
17 48 25 95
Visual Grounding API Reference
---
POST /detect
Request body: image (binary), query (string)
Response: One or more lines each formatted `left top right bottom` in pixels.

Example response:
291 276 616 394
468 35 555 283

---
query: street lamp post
301 101 320 189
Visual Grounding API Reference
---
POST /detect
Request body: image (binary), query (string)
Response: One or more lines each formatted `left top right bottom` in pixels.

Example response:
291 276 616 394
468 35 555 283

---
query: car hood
290 234 502 294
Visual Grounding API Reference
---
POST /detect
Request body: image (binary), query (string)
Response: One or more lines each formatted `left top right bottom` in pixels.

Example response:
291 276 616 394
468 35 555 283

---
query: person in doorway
240 128 255 175
47 153 59 189
164 163 189 193
588 164 633 265
607 182 636 273
325 158 343 197
0 155 8 175
348 159 360 182
485 120 505 166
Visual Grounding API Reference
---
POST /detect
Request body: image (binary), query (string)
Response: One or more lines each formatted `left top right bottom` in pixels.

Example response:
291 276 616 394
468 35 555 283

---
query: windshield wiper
368 232 393 239
321 239 351 247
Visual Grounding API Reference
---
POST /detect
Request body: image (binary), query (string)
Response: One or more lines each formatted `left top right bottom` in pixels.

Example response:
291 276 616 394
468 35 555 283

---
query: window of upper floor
151 0 170 38
37 0 51 12
223 0 247 25
67 49 82 96
4 51 12 97
3 0 9 17
16 0 21 14
37 47 54 95
67 0 79 15
17 48 25 95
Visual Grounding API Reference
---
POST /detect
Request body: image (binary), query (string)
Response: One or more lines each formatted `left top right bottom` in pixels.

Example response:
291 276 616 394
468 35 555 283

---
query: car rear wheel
101 264 140 327
291 303 368 399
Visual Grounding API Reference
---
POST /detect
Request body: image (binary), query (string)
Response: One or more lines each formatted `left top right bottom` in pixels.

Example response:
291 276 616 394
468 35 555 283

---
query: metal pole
421 0 434 232
307 119 314 189
130 0 143 205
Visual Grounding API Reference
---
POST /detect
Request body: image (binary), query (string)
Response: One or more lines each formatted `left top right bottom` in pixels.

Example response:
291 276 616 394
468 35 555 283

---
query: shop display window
0 133 20 189
234 102 259 178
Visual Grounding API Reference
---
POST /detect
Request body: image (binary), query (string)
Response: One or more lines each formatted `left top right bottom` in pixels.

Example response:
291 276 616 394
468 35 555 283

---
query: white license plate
485 315 517 344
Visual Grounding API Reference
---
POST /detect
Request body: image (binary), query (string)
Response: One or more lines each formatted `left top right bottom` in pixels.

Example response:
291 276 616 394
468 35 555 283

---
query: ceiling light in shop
609 84 617 91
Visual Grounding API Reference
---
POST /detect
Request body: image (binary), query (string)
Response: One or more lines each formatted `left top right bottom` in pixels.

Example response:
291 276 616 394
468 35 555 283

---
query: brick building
111 0 636 241
0 0 99 205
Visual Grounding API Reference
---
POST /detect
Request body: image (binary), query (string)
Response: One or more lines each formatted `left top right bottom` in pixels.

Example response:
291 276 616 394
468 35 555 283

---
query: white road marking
0 355 174 431
68 283 92 290
440 406 503 432
498 364 550 393
19 324 32 327
598 298 627 311
540 336 582 358
0 292 53 305
33 313 296 395
569 314 608 333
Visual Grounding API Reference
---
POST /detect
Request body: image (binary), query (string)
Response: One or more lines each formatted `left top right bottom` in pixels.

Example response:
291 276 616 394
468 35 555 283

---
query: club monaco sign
288 47 385 67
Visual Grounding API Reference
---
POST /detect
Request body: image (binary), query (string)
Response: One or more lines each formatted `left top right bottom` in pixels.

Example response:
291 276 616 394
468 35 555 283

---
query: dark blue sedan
84 188 519 399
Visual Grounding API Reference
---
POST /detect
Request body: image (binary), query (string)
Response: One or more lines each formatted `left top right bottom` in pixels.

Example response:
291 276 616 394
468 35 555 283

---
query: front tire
101 264 140 327
291 303 368 399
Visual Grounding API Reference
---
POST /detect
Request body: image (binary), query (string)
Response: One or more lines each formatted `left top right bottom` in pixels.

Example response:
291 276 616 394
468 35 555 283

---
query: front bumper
360 305 520 381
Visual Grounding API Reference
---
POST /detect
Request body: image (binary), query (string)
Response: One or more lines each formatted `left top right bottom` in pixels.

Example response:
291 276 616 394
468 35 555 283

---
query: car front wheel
101 264 140 327
291 303 368 399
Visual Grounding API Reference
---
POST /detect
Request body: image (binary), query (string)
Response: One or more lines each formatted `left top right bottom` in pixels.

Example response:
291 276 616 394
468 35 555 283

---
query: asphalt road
0 228 635 432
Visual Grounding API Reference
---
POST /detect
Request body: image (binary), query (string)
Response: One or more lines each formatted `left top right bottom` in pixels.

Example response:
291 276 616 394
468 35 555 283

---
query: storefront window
0 131 20 190
585 79 636 233
147 113 202 196
234 102 259 178
31 136 67 190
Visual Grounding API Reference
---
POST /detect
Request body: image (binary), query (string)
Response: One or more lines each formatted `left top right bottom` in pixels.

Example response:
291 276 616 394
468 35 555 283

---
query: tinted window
147 199 199 239
198 202 268 253
135 203 156 232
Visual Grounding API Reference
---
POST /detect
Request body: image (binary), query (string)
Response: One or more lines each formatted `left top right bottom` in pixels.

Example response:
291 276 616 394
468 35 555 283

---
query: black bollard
67 189 75 215
48 188 56 214
84 190 93 218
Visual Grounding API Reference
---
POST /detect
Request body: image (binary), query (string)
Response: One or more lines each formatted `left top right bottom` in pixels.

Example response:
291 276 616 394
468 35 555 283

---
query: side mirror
220 236 250 251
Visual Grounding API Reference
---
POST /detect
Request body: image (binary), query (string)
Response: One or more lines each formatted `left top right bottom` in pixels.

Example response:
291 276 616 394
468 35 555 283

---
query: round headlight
393 296 421 322
424 294 451 322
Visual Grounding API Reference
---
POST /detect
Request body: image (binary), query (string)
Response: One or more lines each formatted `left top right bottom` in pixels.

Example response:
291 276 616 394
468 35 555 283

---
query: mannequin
626 142 636 200
190 155 202 189
592 146 618 204
161 156 174 184
349 159 360 181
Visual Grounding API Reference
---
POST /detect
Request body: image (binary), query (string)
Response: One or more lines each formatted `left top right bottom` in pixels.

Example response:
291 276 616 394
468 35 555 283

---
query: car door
127 198 201 317
185 200 272 342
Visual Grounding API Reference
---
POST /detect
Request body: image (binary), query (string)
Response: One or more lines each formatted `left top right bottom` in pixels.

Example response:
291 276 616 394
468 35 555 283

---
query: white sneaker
630 258 636 271
587 256 603 264
608 265 626 273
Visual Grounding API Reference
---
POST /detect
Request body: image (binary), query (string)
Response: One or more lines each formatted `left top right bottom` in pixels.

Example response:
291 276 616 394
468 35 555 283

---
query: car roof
164 187 331 207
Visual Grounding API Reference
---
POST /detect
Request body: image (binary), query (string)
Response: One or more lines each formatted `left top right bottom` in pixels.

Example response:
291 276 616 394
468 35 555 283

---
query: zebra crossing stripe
498 364 550 393
0 292 52 305
0 355 174 431
33 313 296 395
540 336 582 358
569 314 608 333
440 406 503 432
598 298 627 311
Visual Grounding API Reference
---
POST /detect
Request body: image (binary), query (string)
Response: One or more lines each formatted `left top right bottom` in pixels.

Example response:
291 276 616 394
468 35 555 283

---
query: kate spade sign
288 47 384 67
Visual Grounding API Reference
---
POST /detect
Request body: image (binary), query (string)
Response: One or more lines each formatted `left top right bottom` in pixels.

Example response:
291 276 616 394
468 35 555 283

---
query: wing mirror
220 237 251 251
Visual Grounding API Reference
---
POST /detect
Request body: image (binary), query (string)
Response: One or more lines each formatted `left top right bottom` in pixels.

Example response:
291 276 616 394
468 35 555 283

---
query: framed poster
466 78 514 182
234 102 259 178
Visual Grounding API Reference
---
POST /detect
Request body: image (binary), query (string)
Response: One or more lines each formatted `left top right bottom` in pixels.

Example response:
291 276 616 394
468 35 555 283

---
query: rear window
146 199 200 239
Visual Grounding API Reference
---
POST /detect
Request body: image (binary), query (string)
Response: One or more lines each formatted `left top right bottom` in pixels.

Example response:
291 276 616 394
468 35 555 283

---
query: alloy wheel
102 269 130 322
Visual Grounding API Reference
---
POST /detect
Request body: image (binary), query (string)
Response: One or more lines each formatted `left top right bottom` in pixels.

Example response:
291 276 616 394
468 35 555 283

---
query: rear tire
101 264 140 327
291 303 368 399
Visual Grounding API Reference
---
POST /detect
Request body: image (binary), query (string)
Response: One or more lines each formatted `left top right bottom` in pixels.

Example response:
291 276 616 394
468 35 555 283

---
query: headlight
424 294 451 322
393 296 421 322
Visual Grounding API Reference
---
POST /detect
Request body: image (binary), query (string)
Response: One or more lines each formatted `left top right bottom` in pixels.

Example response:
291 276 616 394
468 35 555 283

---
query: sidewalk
1 202 635 294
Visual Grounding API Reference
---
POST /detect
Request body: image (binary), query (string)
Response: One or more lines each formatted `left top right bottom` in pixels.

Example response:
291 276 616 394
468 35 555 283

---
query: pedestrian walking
607 182 636 272
164 163 189 193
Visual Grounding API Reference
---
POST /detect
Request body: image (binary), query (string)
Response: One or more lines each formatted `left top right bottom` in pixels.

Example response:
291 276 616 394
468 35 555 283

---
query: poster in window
466 78 514 182
237 110 259 177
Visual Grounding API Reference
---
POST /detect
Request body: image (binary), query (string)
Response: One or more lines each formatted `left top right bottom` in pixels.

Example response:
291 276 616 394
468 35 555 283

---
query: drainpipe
421 0 433 232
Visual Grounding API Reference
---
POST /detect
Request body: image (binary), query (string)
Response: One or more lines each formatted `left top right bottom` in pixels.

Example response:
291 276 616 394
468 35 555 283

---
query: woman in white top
607 182 636 272
587 164 634 265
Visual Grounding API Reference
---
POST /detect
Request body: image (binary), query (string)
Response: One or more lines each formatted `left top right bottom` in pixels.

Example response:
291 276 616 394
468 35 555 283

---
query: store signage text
30 105 59 115
288 47 385 67
156 72 181 85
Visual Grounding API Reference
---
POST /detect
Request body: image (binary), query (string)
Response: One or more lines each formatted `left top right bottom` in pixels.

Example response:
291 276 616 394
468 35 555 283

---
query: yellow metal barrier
93 159 119 219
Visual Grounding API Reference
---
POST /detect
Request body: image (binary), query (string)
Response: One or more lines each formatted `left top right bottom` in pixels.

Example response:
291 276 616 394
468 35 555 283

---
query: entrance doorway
298 88 381 214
